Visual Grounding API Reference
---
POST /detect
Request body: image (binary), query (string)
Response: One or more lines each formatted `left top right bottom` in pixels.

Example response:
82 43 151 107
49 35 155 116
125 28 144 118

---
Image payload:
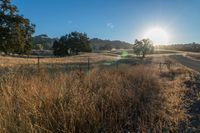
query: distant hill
32 34 58 50
90 38 133 51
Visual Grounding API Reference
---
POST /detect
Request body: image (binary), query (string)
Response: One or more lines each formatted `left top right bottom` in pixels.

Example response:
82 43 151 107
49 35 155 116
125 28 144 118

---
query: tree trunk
76 50 79 55
142 53 145 58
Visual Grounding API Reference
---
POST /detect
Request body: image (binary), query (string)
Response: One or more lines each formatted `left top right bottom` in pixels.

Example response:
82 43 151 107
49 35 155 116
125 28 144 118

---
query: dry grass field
0 53 117 67
0 54 199 132
0 54 198 133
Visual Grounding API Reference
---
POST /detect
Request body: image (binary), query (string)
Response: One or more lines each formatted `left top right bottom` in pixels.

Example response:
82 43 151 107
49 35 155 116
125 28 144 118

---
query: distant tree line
0 0 35 55
52 32 92 56
32 37 133 51
158 42 200 52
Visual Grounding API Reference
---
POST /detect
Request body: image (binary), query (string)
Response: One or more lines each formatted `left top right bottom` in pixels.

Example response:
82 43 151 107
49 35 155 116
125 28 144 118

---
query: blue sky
12 0 200 43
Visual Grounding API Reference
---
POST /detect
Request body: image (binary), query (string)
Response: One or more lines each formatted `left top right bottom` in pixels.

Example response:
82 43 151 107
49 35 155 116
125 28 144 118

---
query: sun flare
143 27 169 45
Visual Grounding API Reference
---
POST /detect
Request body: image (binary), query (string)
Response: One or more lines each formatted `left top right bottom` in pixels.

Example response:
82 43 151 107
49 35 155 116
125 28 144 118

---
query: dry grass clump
0 65 186 132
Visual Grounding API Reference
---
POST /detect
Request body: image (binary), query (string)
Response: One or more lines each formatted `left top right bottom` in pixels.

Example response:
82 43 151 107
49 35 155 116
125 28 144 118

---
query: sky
12 0 200 44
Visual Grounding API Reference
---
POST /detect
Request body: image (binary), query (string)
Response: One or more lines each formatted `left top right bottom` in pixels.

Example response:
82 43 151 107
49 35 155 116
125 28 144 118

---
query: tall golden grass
0 64 187 132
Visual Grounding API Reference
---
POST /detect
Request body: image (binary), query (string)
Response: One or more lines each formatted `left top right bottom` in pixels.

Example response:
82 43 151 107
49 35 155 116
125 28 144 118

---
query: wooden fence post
37 56 40 71
87 57 90 72
159 62 162 73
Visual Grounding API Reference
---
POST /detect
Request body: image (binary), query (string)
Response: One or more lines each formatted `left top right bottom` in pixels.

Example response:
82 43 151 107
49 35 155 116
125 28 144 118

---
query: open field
108 49 182 56
153 49 181 54
0 53 117 68
0 52 199 132
0 49 186 68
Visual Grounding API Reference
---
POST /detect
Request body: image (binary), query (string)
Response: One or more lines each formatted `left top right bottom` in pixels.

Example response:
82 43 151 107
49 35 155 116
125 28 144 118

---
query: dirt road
170 55 200 73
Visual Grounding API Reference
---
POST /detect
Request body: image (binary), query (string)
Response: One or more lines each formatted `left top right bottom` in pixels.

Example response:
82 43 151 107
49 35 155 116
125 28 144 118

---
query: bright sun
143 27 169 45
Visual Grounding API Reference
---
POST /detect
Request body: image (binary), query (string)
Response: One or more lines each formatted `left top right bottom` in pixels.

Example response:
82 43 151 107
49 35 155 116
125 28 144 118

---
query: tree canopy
53 32 92 56
0 0 35 54
133 39 154 58
32 34 57 50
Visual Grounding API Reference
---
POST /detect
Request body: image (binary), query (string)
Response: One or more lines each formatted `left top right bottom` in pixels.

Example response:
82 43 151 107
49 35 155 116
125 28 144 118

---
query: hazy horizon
13 0 200 44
